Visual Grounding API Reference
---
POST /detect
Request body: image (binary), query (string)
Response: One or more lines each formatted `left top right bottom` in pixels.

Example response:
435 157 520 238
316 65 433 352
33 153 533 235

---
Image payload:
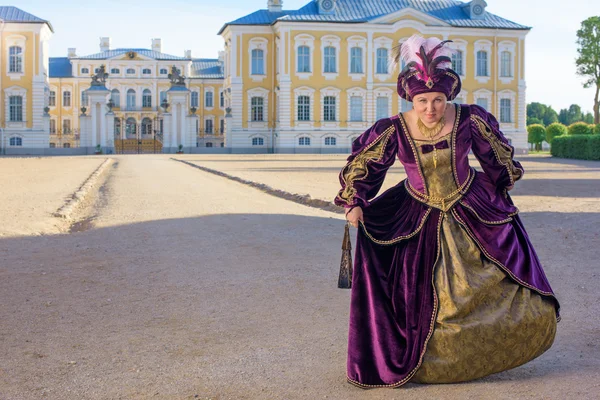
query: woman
334 35 560 388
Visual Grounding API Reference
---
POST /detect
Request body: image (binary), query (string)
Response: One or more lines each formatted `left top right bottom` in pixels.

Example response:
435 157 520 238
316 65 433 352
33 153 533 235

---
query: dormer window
318 0 337 14
95 68 101 73
111 68 120 74
142 68 151 75
81 68 89 74
126 68 135 74
462 0 487 20
160 68 168 75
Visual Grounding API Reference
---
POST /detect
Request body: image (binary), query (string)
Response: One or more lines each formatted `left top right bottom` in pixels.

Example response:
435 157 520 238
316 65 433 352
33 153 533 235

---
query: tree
546 122 568 146
527 116 543 126
584 112 594 124
576 16 600 124
527 124 546 151
527 102 559 126
558 104 584 125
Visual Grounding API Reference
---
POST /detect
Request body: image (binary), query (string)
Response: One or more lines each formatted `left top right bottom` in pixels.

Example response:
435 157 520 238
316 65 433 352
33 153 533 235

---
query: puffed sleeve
334 118 398 210
469 104 524 191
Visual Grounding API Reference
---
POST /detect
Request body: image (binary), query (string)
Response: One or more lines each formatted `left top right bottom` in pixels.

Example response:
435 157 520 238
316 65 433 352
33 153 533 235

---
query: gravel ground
0 154 599 400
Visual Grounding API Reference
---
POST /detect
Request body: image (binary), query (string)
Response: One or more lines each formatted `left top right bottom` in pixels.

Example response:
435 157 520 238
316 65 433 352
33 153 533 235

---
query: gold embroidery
471 114 524 189
450 104 462 189
358 207 432 245
459 201 519 225
336 125 396 205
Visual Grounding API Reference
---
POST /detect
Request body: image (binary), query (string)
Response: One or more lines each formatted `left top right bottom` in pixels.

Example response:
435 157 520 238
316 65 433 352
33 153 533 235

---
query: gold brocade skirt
412 212 557 384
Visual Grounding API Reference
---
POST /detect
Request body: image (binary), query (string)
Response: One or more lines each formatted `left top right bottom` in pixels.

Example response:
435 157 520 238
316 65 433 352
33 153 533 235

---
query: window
81 67 89 74
127 89 136 109
476 98 488 111
297 95 310 121
251 97 264 121
141 118 152 135
111 68 120 74
142 89 152 108
63 143 71 148
206 142 213 148
160 91 167 106
376 97 389 120
9 137 22 146
50 143 56 148
50 119 56 134
400 98 412 112
205 119 213 134
63 91 71 107
500 99 512 123
350 96 363 122
500 51 512 77
49 91 56 107
126 68 135 74
9 46 23 73
220 142 224 147
324 96 336 121
476 51 488 76
350 47 363 74
252 137 264 146
376 48 388 74
114 118 121 136
251 49 264 75
297 45 311 73
160 68 168 75
220 119 225 134
111 89 120 107
9 96 23 122
94 68 101 73
205 91 214 108
325 137 336 146
220 91 224 107
63 119 71 134
142 68 151 75
298 137 311 146
191 92 199 108
452 50 464 75
81 91 89 107
324 46 336 73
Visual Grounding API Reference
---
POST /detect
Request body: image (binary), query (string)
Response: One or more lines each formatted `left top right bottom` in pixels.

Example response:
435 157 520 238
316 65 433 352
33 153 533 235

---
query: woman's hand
346 207 364 228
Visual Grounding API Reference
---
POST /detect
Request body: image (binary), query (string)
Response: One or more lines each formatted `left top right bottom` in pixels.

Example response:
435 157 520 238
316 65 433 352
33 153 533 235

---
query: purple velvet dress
334 104 560 388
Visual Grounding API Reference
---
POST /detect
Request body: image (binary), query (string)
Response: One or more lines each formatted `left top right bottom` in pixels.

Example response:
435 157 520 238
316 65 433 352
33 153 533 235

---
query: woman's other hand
346 207 364 228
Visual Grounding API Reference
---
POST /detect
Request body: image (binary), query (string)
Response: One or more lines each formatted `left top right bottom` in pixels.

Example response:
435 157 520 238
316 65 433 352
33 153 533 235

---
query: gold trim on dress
470 114 524 189
459 201 519 225
336 125 396 205
359 207 433 246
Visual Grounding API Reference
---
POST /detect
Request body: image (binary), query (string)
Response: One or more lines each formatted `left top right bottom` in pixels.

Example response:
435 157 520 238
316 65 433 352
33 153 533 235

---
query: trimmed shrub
568 122 592 135
545 122 568 145
551 135 600 160
527 124 546 151
593 123 600 135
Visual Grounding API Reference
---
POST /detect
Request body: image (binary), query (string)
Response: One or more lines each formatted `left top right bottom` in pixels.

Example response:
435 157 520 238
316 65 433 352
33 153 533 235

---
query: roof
191 58 224 79
75 48 189 61
0 6 54 32
49 57 72 78
219 0 529 33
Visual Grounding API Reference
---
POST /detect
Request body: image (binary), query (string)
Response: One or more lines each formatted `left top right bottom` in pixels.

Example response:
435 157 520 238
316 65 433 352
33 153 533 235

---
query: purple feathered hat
395 35 461 102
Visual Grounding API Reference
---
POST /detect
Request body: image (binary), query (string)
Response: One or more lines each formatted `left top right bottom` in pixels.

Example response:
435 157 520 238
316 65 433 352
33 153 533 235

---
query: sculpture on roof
168 65 186 87
90 64 109 86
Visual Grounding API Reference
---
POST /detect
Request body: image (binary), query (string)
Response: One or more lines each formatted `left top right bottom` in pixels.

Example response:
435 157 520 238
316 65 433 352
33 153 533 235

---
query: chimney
268 0 282 12
184 50 192 59
100 37 111 52
152 38 162 53
68 48 77 58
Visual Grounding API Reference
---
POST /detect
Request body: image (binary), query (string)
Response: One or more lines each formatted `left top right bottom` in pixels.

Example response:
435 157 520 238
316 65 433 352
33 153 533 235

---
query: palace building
219 0 530 153
2 1 530 153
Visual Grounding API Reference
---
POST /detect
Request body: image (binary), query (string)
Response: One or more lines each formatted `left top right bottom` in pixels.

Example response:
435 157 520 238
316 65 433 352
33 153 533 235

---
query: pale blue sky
16 0 599 113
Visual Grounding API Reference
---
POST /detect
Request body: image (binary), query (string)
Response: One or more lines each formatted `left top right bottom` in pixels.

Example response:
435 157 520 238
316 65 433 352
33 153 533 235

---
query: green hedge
551 135 600 160
568 122 593 135
594 124 600 135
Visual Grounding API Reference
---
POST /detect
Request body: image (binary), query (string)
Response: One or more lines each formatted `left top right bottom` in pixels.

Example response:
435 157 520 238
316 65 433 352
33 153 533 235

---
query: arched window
9 136 23 146
126 68 135 74
206 142 213 148
191 92 199 108
297 45 311 73
252 137 264 146
111 89 120 108
81 67 90 74
160 68 168 75
142 89 152 108
111 68 120 74
127 89 136 109
205 91 214 108
500 51 512 77
251 49 264 75
325 137 337 146
298 137 311 146
141 117 152 136
376 48 388 74
142 68 151 75
126 117 137 138
114 118 122 136
94 68 101 73
9 46 23 73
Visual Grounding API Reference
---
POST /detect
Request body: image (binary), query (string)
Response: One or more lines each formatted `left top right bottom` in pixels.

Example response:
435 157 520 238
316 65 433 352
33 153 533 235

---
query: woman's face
413 92 447 125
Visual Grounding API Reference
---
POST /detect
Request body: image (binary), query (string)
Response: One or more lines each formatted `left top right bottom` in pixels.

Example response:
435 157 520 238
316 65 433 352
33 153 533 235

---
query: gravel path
0 154 599 399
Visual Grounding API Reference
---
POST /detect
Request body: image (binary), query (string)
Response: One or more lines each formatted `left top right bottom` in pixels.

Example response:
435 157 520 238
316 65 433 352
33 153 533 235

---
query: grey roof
49 57 72 78
219 0 529 32
191 58 224 79
0 6 54 31
76 48 189 61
